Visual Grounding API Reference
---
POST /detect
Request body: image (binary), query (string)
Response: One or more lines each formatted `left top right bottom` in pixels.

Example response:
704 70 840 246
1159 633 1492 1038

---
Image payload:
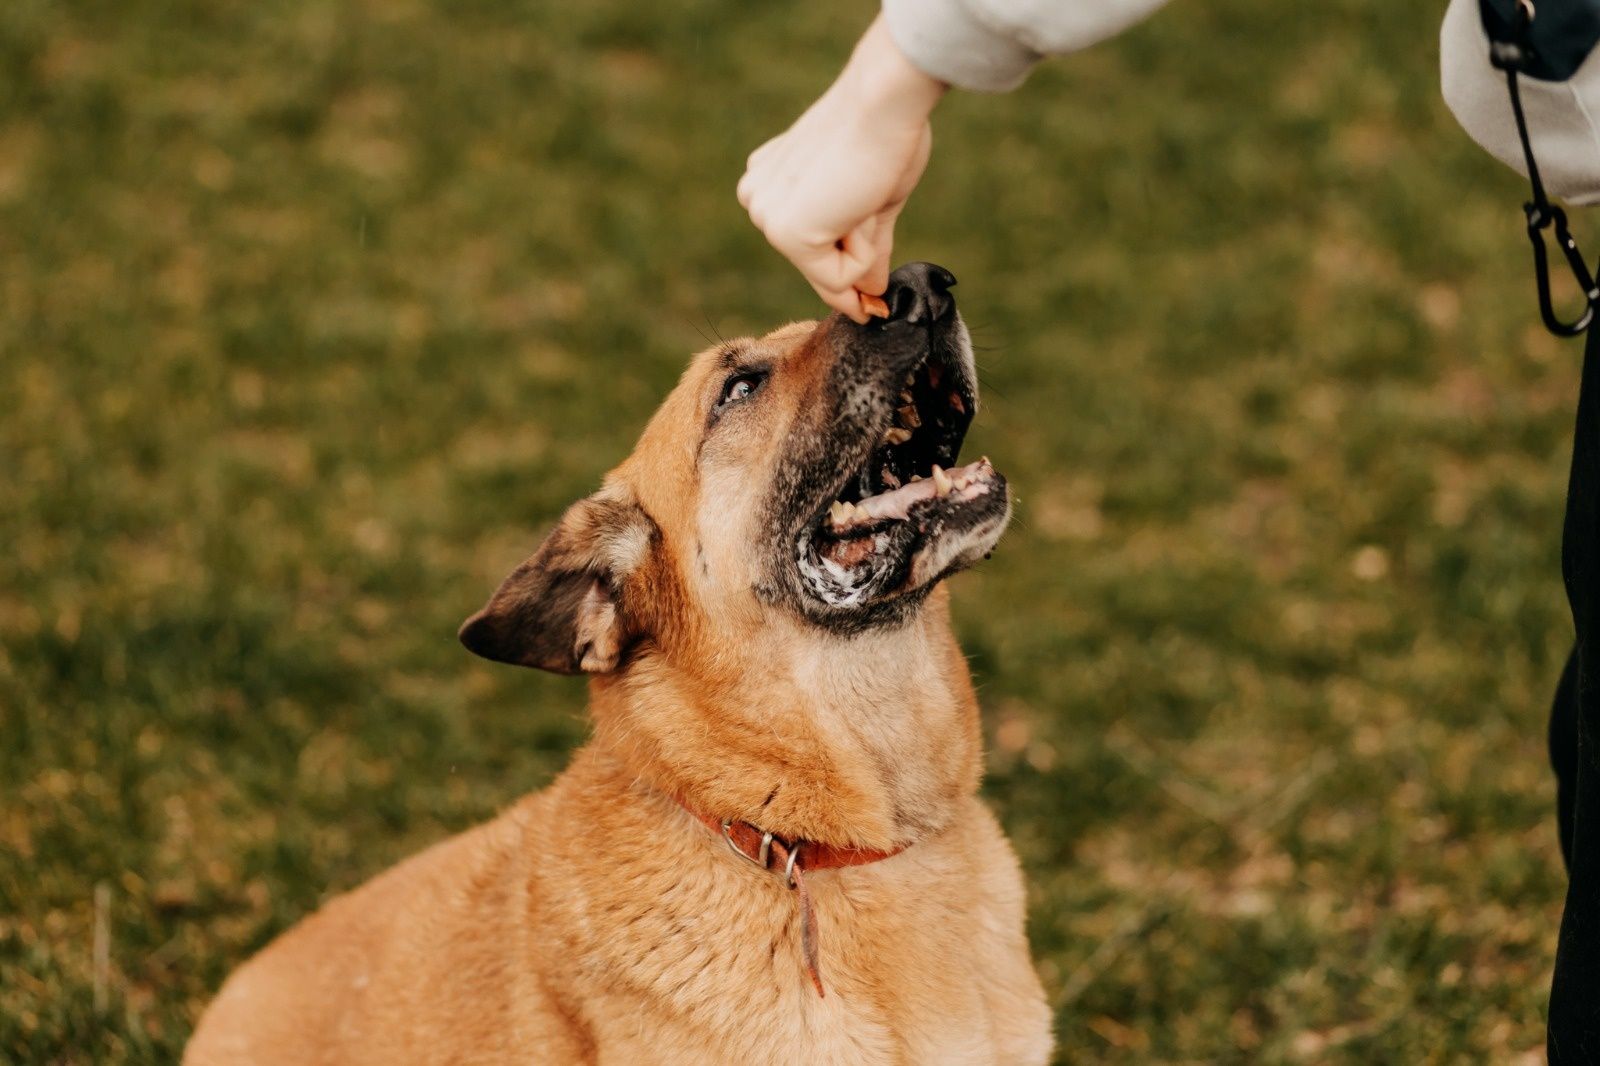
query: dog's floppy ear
458 489 657 675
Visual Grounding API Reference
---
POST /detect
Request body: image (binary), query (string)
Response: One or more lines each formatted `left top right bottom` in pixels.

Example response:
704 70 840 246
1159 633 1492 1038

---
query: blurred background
0 0 1576 1061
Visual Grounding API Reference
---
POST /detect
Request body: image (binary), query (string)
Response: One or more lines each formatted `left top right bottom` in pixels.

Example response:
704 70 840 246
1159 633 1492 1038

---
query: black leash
1490 0 1599 335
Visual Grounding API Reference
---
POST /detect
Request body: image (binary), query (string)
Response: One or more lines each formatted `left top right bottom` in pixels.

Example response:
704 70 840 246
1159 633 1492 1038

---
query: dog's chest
551 846 1012 1065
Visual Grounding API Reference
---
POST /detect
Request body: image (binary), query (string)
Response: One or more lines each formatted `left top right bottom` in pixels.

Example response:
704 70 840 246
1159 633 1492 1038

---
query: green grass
0 0 1575 1061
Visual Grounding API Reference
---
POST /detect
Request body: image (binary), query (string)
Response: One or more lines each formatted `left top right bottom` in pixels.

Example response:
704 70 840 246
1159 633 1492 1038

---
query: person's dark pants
1548 322 1600 1061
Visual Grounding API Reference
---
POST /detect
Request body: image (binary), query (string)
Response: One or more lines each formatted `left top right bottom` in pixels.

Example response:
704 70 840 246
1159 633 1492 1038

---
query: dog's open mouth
794 336 1009 613
818 354 992 557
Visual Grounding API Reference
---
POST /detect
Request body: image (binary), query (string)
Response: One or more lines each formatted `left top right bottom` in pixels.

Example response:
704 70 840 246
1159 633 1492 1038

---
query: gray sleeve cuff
1441 0 1600 206
883 0 1042 93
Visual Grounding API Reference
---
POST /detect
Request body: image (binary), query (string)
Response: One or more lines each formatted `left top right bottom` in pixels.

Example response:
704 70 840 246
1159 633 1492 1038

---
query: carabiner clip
1527 200 1598 337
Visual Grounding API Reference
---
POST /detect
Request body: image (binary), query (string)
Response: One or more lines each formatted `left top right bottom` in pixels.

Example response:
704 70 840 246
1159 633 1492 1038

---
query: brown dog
185 263 1053 1064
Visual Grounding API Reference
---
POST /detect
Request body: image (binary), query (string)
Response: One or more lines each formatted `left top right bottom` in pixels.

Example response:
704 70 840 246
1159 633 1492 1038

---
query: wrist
843 15 946 124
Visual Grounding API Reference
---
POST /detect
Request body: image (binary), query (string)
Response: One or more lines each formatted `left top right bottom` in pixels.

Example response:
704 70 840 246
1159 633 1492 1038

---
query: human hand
738 16 946 322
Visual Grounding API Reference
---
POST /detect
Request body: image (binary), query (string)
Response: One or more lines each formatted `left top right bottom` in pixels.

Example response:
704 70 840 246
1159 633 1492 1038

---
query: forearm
838 17 947 128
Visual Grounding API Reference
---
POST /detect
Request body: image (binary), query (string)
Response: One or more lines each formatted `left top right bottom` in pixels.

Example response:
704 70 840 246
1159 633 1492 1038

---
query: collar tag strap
792 863 825 998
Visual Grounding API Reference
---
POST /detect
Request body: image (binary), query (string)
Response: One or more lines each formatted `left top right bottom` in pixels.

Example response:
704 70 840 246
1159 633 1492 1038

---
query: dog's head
459 263 1009 676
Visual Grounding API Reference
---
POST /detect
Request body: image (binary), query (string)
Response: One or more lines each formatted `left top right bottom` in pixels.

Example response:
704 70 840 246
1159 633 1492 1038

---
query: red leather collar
677 799 907 997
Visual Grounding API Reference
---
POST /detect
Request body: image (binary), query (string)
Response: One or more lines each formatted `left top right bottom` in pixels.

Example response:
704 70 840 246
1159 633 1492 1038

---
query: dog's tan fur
186 315 1053 1065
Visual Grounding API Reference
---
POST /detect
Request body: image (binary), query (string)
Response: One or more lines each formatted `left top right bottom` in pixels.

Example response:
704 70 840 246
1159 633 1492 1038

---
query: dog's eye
717 372 764 410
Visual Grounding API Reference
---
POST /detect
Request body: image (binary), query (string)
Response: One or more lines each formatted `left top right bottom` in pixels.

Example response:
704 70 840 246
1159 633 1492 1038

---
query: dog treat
858 291 890 319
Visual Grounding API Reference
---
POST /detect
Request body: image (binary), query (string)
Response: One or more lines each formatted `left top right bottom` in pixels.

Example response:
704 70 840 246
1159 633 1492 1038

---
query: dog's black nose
883 262 957 325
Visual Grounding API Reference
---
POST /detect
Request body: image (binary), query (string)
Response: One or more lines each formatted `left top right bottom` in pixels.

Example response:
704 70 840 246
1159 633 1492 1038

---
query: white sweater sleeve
882 0 1174 92
1441 0 1600 205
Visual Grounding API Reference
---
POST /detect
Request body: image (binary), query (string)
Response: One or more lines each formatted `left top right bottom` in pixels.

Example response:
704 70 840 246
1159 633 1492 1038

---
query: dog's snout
883 262 957 325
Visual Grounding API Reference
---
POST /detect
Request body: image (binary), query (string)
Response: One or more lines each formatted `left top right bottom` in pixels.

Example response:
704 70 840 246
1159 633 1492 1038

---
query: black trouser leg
1554 648 1580 872
1548 324 1600 1062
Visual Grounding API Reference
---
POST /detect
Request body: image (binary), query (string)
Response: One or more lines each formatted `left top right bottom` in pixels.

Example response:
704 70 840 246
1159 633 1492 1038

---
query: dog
185 262 1053 1065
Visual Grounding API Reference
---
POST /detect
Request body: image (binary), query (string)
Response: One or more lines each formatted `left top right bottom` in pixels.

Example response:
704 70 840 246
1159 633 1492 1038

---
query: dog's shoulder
186 798 547 1065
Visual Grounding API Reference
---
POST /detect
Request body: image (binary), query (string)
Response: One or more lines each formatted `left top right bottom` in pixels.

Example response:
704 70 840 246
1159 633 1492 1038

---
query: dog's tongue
826 458 994 533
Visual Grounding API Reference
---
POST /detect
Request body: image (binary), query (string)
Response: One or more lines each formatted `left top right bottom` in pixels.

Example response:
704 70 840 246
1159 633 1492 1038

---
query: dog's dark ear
458 489 657 675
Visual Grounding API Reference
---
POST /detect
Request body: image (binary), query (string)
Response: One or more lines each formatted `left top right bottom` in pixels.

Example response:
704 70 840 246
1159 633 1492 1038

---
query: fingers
801 239 872 322
750 215 887 323
738 135 787 222
812 280 870 323
737 139 780 210
740 205 892 324
829 211 902 320
777 225 864 293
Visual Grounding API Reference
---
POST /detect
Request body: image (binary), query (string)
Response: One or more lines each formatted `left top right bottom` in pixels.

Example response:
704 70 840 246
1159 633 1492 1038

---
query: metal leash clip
1526 201 1598 336
1494 0 1598 336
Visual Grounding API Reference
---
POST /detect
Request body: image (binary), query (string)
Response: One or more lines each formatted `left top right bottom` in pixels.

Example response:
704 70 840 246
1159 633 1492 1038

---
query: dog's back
185 798 587 1065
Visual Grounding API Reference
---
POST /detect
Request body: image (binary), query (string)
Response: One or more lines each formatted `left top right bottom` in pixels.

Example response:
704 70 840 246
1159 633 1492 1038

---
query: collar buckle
721 819 774 870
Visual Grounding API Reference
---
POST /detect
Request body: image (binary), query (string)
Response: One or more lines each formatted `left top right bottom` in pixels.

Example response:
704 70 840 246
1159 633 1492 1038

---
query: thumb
835 222 878 286
853 210 900 298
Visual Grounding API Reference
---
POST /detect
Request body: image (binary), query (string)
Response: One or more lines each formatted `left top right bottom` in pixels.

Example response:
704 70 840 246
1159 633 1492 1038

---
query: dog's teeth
899 390 913 404
904 372 916 387
932 465 952 497
881 467 901 489
883 427 912 446
910 474 924 483
829 500 863 526
897 405 922 429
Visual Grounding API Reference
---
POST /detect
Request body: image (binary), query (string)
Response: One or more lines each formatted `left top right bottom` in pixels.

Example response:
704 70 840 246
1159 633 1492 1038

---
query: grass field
0 0 1581 1061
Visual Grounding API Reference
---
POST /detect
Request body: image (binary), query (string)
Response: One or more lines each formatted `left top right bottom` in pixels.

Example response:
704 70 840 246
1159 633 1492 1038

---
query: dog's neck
588 599 984 853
